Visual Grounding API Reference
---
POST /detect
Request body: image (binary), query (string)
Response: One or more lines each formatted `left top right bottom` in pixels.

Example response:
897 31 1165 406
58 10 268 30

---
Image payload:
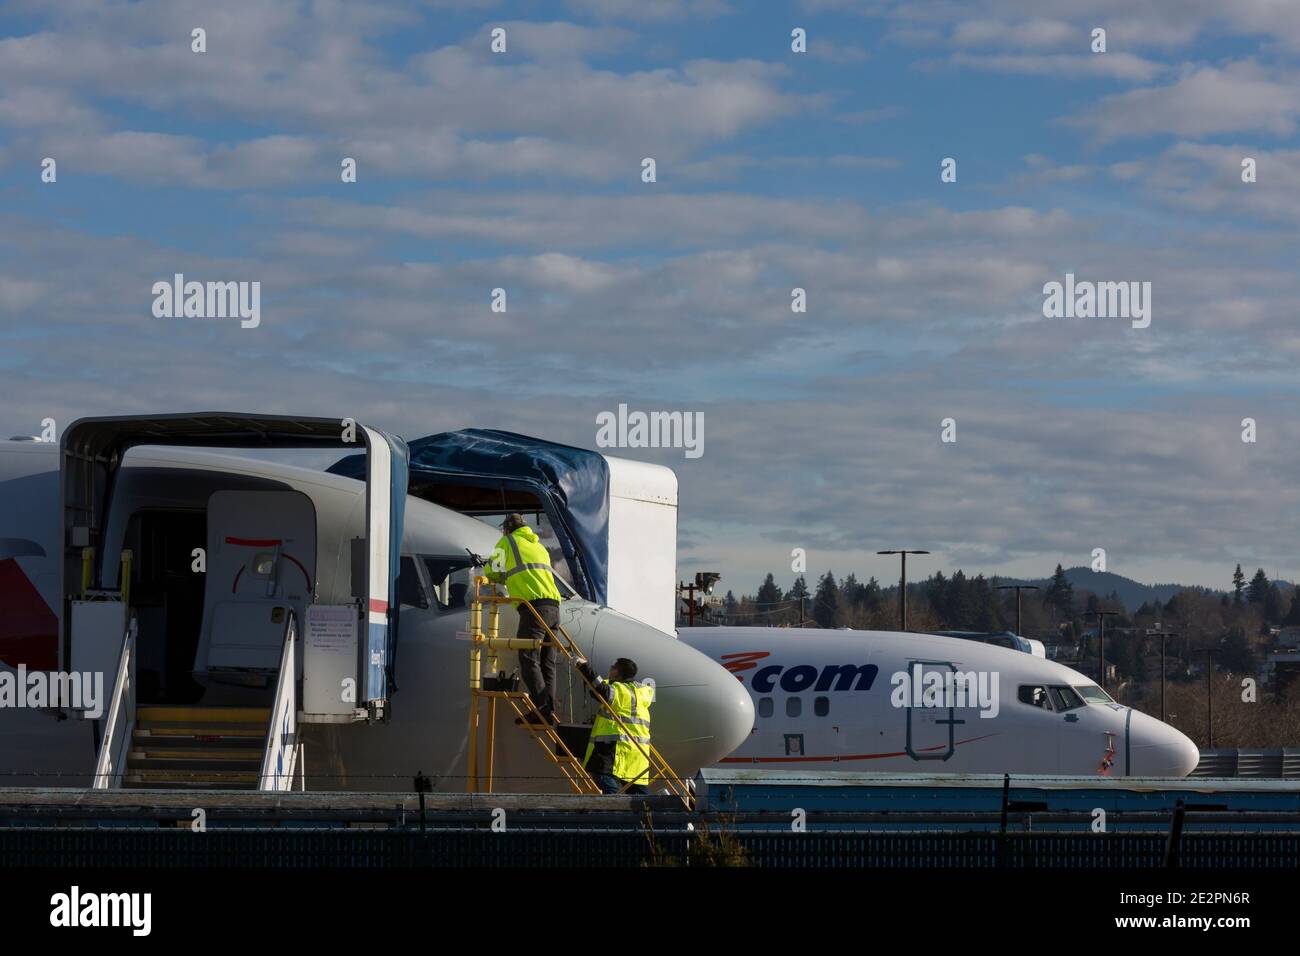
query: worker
576 657 654 795
483 513 563 724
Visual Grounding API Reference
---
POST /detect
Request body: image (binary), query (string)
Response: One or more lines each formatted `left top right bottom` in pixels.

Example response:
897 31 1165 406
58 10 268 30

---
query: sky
2 0 1299 596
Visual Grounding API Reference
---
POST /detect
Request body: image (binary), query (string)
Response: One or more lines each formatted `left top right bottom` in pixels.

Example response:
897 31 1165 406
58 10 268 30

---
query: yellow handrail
469 578 691 806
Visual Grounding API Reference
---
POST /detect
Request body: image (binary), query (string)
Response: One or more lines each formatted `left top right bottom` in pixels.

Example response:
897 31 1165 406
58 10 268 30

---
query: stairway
493 690 602 794
124 705 270 789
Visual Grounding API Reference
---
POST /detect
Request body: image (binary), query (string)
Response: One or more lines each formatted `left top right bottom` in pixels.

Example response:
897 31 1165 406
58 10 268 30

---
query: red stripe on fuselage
0 558 57 670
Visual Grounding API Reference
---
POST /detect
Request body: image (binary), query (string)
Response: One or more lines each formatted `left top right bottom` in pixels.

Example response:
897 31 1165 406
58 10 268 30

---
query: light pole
877 550 929 631
1087 610 1120 691
1206 647 1216 748
677 572 721 627
1145 624 1180 723
996 584 1039 637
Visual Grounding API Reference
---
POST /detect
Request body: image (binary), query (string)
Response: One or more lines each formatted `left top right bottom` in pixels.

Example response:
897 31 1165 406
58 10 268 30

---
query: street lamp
996 584 1039 637
877 550 929 631
1145 623 1180 723
677 572 721 627
1086 610 1120 691
1206 643 1225 749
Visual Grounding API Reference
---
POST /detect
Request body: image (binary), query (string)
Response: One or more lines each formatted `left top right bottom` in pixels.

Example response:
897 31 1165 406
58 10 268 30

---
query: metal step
129 750 263 769
136 706 270 724
123 769 260 789
124 705 271 790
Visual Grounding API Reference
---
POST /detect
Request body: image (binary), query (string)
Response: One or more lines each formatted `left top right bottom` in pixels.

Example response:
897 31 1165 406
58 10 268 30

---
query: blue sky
3 0 1300 595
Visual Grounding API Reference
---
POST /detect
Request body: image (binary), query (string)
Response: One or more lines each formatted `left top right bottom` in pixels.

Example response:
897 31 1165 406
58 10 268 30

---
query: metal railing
466 579 691 807
91 617 137 790
259 611 301 792
1193 748 1300 779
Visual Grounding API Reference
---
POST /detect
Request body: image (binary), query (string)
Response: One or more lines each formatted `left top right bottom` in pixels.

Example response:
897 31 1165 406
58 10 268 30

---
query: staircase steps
122 705 270 789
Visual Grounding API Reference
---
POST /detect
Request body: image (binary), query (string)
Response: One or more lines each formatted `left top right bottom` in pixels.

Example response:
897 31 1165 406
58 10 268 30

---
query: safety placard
302 604 359 719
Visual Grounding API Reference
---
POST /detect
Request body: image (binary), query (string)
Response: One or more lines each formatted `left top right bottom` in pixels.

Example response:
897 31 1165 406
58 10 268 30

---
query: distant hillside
995 568 1202 613
993 568 1296 613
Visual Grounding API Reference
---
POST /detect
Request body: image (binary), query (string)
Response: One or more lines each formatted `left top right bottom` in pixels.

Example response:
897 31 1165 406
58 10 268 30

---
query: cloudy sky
2 0 1299 594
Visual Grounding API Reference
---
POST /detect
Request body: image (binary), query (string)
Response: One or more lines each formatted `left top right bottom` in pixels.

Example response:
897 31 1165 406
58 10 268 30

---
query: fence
3 827 1298 868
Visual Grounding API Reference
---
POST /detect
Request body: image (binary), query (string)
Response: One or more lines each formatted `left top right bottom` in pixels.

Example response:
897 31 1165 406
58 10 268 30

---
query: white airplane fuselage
0 441 754 792
680 627 1200 777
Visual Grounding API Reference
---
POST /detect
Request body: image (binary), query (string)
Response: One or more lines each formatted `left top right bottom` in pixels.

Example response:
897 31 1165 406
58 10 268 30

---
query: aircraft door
193 490 316 683
901 660 963 763
358 427 408 716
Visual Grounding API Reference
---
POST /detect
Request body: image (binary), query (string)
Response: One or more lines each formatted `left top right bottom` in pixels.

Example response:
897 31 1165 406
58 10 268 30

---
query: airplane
678 626 1200 777
0 422 755 793
927 630 1047 658
327 426 1202 780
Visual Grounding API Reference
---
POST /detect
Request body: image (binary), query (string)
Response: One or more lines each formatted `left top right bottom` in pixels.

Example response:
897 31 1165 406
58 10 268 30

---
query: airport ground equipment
465 579 691 807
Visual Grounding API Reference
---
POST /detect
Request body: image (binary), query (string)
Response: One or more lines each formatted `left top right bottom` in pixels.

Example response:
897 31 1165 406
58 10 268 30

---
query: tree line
709 562 1300 746
716 562 1300 686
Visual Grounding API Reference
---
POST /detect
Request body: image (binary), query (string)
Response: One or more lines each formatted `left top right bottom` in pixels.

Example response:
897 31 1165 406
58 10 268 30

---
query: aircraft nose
1125 709 1200 777
587 609 754 776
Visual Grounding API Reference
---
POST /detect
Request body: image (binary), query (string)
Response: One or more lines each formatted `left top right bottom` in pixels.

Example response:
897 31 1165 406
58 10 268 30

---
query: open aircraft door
357 425 407 719
59 413 408 724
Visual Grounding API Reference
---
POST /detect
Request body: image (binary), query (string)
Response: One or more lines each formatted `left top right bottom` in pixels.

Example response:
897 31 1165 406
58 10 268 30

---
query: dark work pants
594 772 648 796
517 600 560 716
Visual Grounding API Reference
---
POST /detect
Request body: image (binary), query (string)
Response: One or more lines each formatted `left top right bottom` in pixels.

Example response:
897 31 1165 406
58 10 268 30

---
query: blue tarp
329 429 609 605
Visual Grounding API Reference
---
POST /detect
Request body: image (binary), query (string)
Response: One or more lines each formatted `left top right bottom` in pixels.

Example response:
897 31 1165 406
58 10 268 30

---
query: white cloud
1068 62 1300 141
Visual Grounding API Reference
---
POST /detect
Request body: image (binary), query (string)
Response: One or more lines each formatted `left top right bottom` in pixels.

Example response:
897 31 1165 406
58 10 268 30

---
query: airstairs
93 608 301 791
125 705 270 789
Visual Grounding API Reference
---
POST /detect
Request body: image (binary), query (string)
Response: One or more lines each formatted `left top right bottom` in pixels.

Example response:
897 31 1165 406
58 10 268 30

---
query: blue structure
698 769 1300 832
331 428 611 605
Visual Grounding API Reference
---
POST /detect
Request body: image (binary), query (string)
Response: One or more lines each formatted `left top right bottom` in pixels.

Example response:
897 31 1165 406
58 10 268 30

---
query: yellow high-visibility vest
585 681 654 785
484 526 562 602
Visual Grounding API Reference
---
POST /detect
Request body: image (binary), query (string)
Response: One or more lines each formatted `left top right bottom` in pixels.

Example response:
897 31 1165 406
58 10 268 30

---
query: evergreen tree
754 573 784 626
814 571 840 628
948 570 976 627
840 573 863 610
1232 564 1246 607
1284 587 1300 627
786 576 810 625
1218 626 1256 673
927 571 950 623
1248 568 1270 606
970 575 1001 632
755 573 782 607
1265 584 1285 625
1045 564 1073 618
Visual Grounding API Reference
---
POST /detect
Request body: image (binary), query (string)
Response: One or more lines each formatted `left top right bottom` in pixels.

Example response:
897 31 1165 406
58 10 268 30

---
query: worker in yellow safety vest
576 657 654 795
483 513 564 725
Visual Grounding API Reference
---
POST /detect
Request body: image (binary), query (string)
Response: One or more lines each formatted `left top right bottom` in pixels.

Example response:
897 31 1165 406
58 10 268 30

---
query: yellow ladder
477 689 602 795
465 579 692 809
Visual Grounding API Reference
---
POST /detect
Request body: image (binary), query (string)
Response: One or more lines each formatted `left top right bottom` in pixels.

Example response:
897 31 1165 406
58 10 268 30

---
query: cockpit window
397 556 429 609
422 557 474 612
1073 684 1113 704
1050 685 1085 711
1018 685 1053 710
